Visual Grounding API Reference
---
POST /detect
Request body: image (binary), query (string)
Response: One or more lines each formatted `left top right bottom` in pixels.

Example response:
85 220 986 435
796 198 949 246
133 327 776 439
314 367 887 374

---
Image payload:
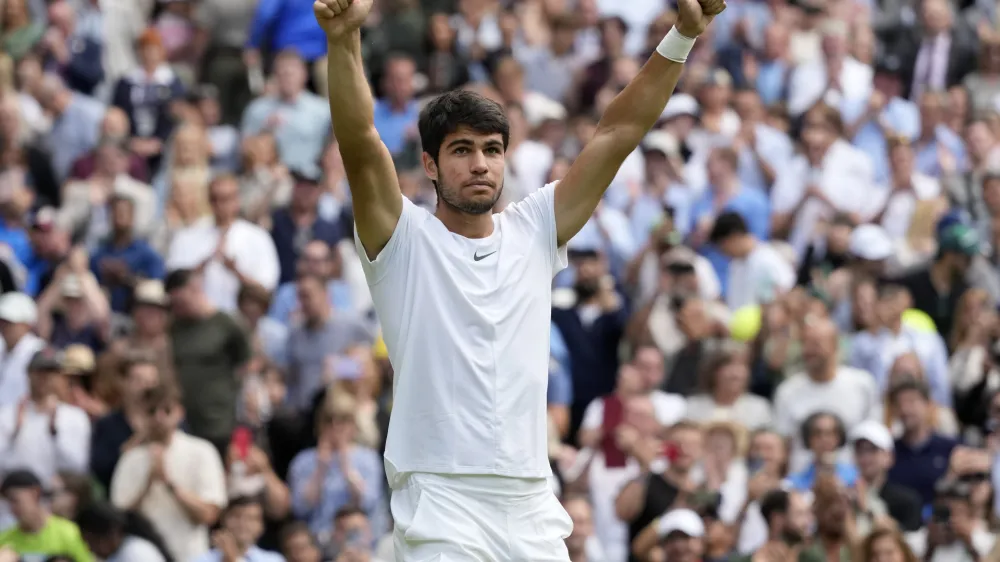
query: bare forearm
326 33 377 152
169 483 219 525
596 53 685 154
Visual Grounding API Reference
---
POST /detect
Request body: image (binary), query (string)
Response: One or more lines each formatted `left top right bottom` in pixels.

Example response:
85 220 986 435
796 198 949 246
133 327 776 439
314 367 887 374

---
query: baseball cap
28 347 64 372
849 224 893 261
290 164 322 185
0 470 42 496
133 279 169 307
849 420 894 452
656 508 705 539
63 345 96 375
660 93 699 122
642 130 680 157
938 224 980 256
0 292 37 325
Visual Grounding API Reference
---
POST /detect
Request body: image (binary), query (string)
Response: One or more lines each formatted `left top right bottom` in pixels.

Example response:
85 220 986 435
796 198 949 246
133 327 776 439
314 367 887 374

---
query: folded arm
326 31 402 260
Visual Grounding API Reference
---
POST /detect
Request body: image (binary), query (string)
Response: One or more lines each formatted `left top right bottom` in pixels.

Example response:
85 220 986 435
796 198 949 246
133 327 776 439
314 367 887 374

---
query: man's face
801 321 834 372
807 415 841 455
147 401 179 441
787 493 813 539
632 347 664 391
297 278 327 322
670 427 704 471
854 441 888 481
889 144 915 177
29 369 61 400
134 303 168 334
333 513 370 552
209 179 241 224
875 290 906 327
895 389 929 431
276 57 306 98
706 150 733 187
110 200 134 233
140 43 165 69
424 128 506 215
291 180 321 211
125 364 159 401
662 533 701 562
226 503 264 548
563 498 594 552
383 58 415 104
6 489 39 523
283 531 321 562
966 123 995 162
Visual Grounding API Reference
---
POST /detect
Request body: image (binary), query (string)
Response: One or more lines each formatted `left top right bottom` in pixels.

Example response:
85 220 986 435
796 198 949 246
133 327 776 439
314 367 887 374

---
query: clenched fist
313 0 373 40
676 0 727 38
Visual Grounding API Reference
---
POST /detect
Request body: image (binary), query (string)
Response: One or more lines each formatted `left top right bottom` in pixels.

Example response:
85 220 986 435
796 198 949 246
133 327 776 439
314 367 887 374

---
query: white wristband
656 27 696 63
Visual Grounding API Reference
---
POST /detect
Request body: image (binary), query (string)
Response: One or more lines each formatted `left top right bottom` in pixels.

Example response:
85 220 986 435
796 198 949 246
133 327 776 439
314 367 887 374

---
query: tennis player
313 0 724 559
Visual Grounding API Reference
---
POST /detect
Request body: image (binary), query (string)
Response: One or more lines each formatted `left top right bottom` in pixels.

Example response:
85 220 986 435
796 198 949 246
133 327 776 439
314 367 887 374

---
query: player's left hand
676 0 727 38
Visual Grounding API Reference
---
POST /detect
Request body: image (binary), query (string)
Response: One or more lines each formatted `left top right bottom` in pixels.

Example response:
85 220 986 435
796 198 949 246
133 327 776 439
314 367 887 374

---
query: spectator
709 211 795 310
0 347 91 486
684 343 774 430
850 420 924 534
0 292 46 405
164 267 251 452
110 384 227 562
68 108 150 184
41 1 104 96
786 411 858 491
269 239 353 327
35 73 104 184
191 495 285 562
278 522 322 562
270 170 345 285
0 470 91 562
88 195 165 314
287 392 386 547
75 502 169 562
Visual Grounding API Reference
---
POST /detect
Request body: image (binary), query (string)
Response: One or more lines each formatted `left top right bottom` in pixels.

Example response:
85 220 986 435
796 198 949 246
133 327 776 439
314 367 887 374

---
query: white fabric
580 391 687 431
787 57 874 117
0 334 45 407
110 432 228 562
390 472 571 561
725 242 796 310
587 452 640 562
166 218 280 312
866 174 941 240
356 183 567 482
911 34 952 101
772 140 876 259
655 28 696 63
773 367 883 473
0 401 90 485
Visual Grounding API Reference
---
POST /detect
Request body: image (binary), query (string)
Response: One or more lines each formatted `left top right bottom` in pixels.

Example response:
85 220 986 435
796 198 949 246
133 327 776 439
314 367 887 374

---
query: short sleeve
503 181 568 276
194 441 228 507
353 197 425 286
581 398 605 431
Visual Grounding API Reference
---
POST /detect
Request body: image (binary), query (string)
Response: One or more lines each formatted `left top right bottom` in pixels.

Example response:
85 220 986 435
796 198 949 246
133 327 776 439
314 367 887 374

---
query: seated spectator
35 73 104 184
786 412 858 491
709 211 795 310
909 481 996 562
288 392 386 546
166 175 280 313
60 343 105 419
68 108 150 184
270 169 346 286
89 195 166 314
630 507 706 562
110 384 227 562
151 122 213 211
278 522 323 562
269 240 354 327
2 0 44 61
0 348 90 486
325 506 387 562
40 1 104 96
76 502 169 562
0 471 91 562
887 379 959 508
858 526 920 562
850 420 924 534
0 292 46 406
883 356 959 438
191 496 285 562
36 263 110 353
238 133 292 228
90 352 162 491
48 471 94 523
684 342 774 430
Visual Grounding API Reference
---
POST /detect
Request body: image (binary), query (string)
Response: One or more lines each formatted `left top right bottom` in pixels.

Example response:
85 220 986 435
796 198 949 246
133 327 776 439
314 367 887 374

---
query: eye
487 147 502 155
454 147 469 155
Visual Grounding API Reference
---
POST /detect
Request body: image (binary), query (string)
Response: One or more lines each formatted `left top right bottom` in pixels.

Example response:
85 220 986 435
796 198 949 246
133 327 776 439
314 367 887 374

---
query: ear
422 152 438 183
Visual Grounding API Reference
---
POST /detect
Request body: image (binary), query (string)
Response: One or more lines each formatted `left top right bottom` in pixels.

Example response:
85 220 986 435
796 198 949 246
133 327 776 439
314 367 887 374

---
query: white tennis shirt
355 182 567 485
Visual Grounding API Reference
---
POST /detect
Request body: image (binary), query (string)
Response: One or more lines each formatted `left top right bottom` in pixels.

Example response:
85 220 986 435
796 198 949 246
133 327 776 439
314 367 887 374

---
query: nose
469 150 489 174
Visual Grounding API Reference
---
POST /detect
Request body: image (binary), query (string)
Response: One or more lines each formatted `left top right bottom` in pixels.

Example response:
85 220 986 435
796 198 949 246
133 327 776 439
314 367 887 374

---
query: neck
112 230 132 247
808 361 837 383
886 318 902 334
215 216 235 230
715 178 737 197
822 536 844 554
568 546 587 562
714 388 741 406
290 205 315 223
19 510 48 533
930 260 954 292
435 205 494 239
279 91 299 104
904 425 932 445
865 473 886 489
142 63 159 76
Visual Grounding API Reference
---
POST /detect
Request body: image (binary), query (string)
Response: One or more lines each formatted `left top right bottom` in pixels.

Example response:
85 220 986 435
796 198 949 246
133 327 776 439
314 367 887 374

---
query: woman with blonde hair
152 122 212 209
150 168 211 253
858 526 919 562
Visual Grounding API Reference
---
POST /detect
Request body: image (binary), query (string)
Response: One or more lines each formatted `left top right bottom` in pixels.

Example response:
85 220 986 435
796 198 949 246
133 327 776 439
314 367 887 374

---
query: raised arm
554 0 725 247
314 0 402 260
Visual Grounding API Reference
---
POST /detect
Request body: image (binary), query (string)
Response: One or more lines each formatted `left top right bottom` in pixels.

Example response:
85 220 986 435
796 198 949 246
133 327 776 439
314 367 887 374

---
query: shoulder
837 366 877 386
177 432 223 461
289 448 318 472
775 373 807 397
56 403 90 423
122 537 168 561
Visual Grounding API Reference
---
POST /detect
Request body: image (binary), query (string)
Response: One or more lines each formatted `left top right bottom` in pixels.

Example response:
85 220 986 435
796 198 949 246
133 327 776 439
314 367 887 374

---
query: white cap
523 95 568 128
133 279 168 307
660 93 699 122
0 292 37 325
849 224 893 261
656 508 705 539
850 420 894 452
642 130 680 156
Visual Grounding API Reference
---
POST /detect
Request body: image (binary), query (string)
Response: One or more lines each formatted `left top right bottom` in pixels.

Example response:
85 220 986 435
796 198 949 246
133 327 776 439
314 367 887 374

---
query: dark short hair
889 377 931 403
142 384 181 410
121 350 158 378
418 89 510 162
759 489 790 524
237 282 272 310
709 212 749 245
800 411 847 449
279 521 317 547
1 470 42 496
224 495 262 517
334 505 366 522
164 268 195 292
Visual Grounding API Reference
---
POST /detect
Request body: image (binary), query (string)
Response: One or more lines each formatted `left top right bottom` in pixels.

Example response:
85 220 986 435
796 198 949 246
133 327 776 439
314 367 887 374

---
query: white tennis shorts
390 472 573 561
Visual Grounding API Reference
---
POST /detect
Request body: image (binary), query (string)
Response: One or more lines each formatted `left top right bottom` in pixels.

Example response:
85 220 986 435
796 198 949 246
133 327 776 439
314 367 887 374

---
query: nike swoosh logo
474 251 497 261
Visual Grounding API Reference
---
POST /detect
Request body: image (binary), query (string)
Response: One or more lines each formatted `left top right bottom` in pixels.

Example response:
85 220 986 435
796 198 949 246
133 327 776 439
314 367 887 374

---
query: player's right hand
314 0 373 41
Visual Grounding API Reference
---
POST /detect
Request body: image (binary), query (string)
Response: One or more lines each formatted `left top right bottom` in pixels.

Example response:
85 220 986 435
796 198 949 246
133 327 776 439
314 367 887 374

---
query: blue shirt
888 434 958 508
246 0 328 61
90 240 165 312
190 546 285 562
690 186 771 297
914 126 968 178
373 99 420 155
0 222 34 271
268 279 354 326
849 326 952 407
786 461 859 492
755 60 789 106
846 97 920 184
288 446 386 541
241 93 332 176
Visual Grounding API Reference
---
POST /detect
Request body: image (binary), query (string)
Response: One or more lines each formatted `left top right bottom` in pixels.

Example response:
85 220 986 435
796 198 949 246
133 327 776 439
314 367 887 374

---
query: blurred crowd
5 0 1000 561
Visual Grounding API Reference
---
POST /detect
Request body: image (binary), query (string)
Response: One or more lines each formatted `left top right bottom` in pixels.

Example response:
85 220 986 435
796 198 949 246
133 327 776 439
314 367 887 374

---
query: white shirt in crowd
0 401 90 485
580 392 687 431
773 366 883 472
166 218 280 312
356 183 565 484
865 173 942 240
725 242 795 310
111 431 228 562
0 333 46 407
906 525 996 562
786 56 874 117
772 140 876 259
